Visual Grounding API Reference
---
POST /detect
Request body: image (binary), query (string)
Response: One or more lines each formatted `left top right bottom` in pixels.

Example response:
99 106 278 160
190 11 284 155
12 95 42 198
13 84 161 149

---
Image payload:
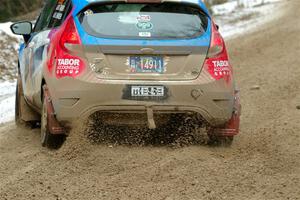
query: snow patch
212 0 282 15
0 81 16 125
0 22 22 39
213 0 284 38
0 32 19 81
0 23 20 124
212 1 239 15
0 81 16 96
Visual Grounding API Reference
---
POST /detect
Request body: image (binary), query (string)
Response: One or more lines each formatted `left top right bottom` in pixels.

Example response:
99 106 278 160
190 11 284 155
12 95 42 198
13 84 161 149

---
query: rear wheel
208 135 234 147
40 93 65 149
15 77 22 125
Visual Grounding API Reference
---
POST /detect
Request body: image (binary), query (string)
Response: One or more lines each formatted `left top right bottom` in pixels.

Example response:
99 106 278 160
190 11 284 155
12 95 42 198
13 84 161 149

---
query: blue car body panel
18 43 25 58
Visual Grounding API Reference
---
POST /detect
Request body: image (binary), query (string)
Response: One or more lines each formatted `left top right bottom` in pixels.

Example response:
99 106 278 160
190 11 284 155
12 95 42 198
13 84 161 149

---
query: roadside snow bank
212 0 282 15
0 22 14 37
213 0 284 38
0 32 19 81
0 23 19 124
0 22 23 39
0 81 16 125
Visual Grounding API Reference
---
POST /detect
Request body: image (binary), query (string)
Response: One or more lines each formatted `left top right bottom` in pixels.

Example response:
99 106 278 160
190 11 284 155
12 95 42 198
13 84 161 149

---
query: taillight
47 15 85 79
207 23 224 58
204 22 232 81
59 17 81 50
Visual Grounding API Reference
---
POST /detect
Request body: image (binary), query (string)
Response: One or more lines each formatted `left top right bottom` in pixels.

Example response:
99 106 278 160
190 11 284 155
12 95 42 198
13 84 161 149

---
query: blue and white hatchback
11 0 241 148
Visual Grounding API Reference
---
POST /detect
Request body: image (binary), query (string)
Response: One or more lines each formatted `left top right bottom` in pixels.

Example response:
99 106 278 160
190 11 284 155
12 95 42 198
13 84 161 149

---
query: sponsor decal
138 32 151 37
53 12 63 20
136 21 153 31
136 15 153 31
56 58 83 78
137 15 151 22
56 5 65 11
122 85 169 101
212 60 230 76
207 59 231 80
131 86 164 97
84 9 94 16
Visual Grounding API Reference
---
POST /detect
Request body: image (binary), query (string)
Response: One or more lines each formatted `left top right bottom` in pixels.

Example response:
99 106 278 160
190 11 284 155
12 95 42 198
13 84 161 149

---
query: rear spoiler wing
72 0 210 16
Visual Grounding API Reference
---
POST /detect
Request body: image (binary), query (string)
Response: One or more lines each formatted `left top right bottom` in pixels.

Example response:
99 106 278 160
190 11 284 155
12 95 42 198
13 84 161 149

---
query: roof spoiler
72 0 210 16
126 0 162 2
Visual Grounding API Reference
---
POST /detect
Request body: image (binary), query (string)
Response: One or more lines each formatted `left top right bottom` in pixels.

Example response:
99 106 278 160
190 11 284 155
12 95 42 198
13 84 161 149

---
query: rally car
11 0 241 148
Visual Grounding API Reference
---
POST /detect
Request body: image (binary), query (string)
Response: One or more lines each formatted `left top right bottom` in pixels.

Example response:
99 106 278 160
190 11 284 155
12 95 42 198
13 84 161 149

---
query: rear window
78 3 208 39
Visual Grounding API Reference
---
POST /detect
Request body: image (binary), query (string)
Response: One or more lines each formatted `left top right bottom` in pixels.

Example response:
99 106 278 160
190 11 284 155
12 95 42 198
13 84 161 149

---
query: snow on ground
213 0 284 38
212 0 281 15
0 23 20 125
0 81 16 125
0 0 285 124
0 22 16 37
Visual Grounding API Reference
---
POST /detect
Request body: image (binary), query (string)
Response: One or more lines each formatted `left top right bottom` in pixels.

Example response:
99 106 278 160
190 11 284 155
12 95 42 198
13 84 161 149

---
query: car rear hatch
76 2 211 81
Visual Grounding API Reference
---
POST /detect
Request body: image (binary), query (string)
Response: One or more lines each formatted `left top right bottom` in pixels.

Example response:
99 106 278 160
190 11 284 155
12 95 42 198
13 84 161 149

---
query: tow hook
146 107 156 129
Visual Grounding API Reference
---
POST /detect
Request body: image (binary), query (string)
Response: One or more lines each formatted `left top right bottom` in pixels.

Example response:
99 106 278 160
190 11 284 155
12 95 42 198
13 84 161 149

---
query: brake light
59 17 81 50
47 15 85 79
204 22 232 81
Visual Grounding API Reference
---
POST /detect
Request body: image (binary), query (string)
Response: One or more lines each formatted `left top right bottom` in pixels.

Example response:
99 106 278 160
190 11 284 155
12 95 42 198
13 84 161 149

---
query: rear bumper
45 75 236 127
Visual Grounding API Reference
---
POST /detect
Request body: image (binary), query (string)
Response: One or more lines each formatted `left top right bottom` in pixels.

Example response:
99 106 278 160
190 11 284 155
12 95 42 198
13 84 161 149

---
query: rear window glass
78 3 208 39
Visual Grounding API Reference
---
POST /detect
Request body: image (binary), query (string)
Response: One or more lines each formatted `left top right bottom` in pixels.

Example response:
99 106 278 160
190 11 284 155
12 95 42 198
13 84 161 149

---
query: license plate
130 56 164 73
131 86 164 97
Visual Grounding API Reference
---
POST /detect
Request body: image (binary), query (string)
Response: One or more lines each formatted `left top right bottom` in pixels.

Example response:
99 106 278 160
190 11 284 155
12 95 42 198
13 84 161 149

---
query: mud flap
19 95 40 122
17 76 40 122
43 86 65 135
212 90 241 136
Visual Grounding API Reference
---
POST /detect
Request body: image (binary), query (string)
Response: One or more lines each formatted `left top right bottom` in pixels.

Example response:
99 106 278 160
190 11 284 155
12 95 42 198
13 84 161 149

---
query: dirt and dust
1 1 300 199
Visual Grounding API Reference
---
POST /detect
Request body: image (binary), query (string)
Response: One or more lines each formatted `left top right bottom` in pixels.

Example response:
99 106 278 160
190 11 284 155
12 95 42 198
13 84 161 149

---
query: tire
40 93 65 149
208 135 234 147
15 77 22 125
